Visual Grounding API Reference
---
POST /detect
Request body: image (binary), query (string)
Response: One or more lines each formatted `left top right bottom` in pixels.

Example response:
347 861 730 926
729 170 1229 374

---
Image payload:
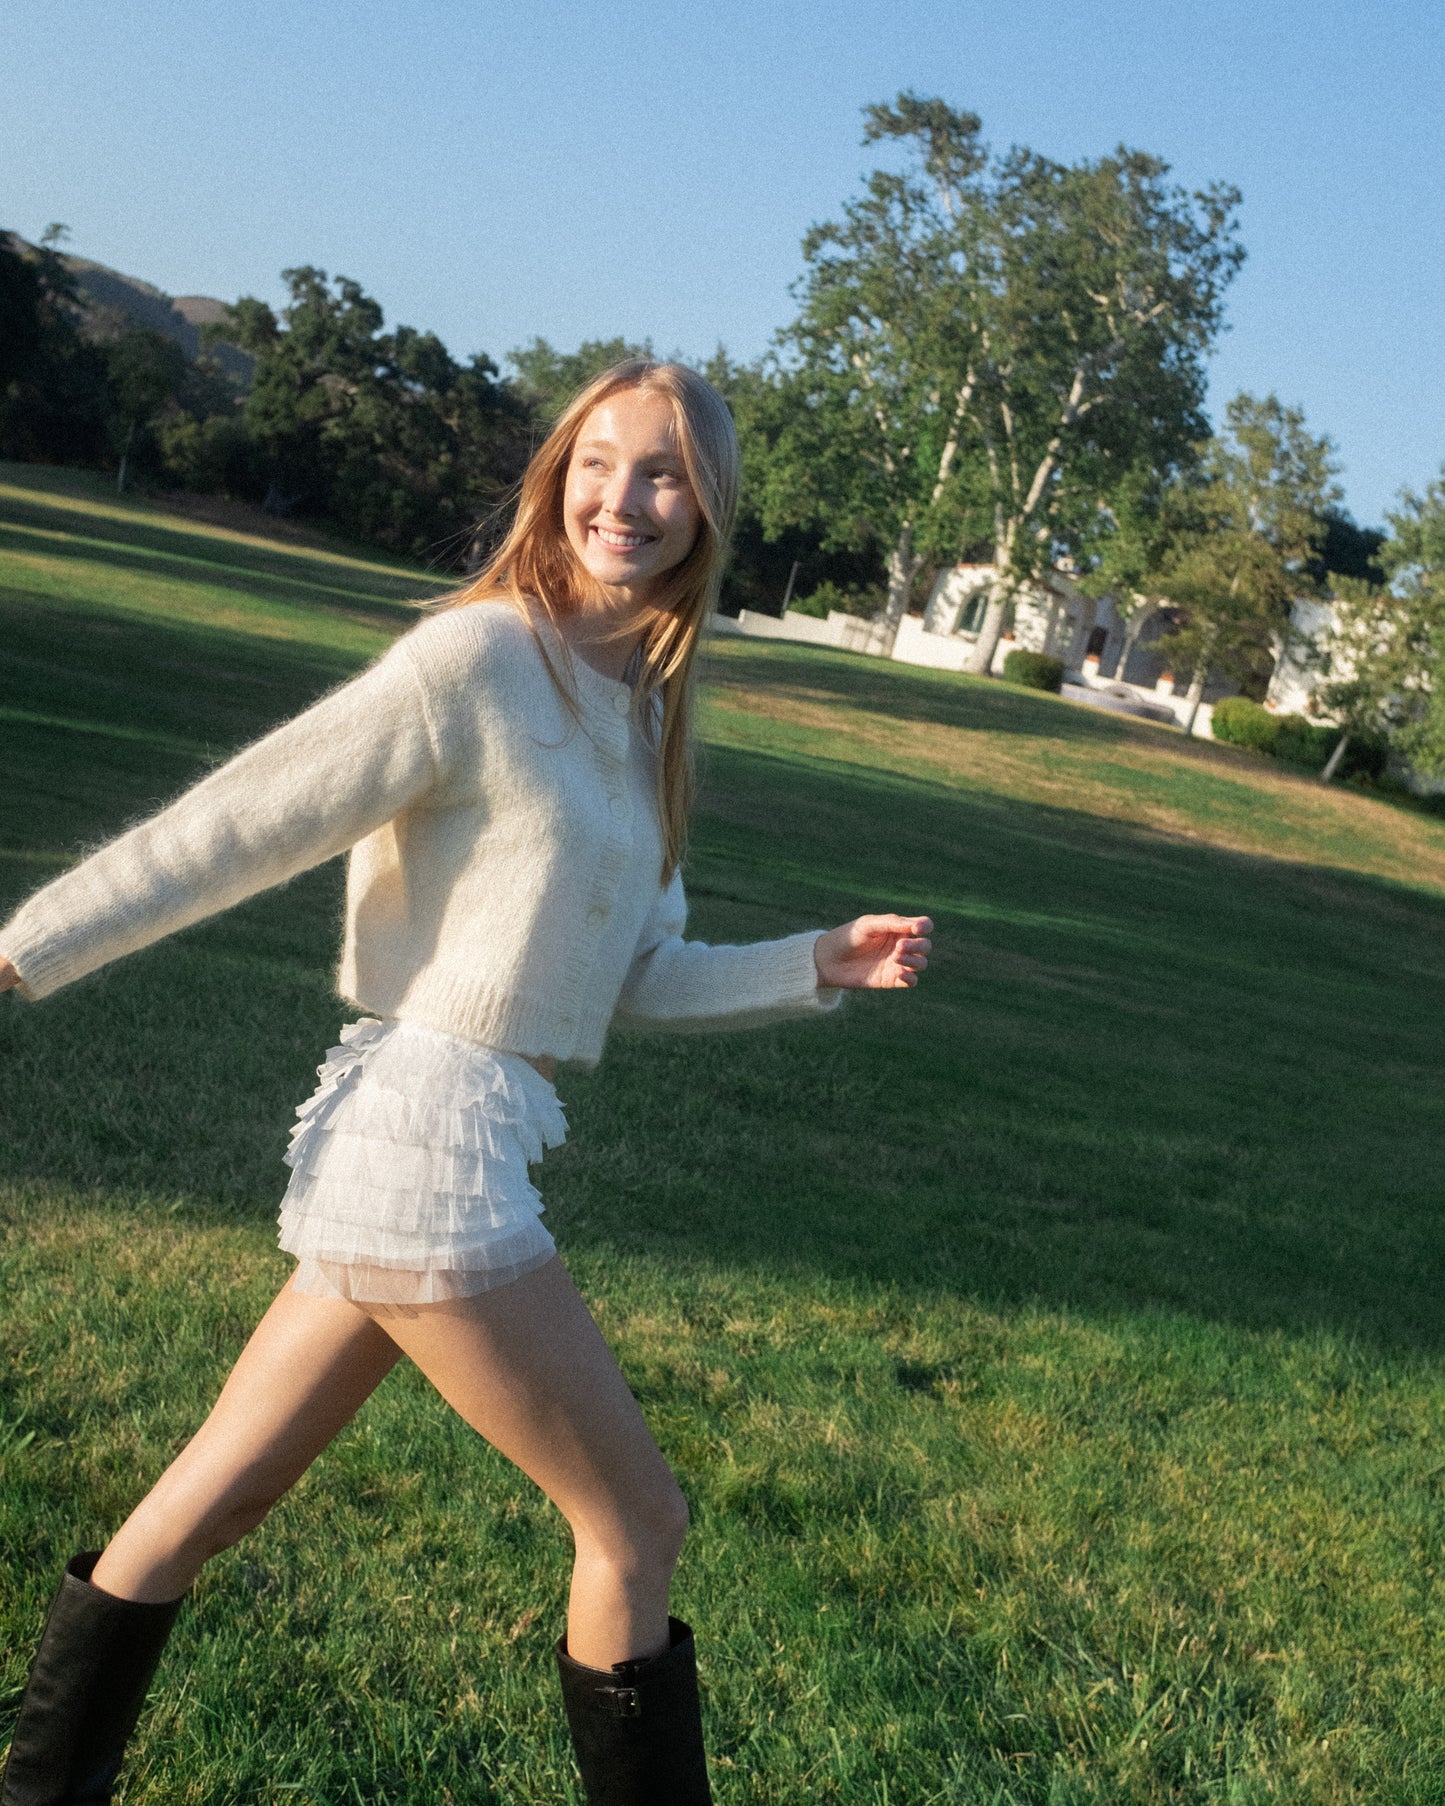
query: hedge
1210 696 1387 779
1002 649 1065 692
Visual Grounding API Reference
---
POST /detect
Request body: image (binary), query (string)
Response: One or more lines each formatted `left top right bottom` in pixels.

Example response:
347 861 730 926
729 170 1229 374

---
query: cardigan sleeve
612 869 844 1035
0 635 442 1002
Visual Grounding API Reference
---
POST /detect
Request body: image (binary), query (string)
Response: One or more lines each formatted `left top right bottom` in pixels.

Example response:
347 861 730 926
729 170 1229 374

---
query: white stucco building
712 562 1241 734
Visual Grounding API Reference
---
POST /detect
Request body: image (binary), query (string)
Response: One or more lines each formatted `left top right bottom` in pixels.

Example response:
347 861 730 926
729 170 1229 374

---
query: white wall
890 613 974 671
1267 599 1337 718
712 608 893 655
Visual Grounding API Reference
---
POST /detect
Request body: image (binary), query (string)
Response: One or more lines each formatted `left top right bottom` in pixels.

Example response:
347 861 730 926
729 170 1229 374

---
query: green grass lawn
2 462 1444 1804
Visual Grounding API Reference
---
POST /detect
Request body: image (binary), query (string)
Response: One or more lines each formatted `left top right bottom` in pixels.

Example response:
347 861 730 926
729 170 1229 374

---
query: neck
556 595 656 683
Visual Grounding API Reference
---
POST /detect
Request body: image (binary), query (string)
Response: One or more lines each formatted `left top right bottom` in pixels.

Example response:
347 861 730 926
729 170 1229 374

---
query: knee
649 1478 690 1562
583 1477 690 1576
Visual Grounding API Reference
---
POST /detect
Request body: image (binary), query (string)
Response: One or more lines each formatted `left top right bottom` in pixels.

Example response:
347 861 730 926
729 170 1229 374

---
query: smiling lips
591 525 653 551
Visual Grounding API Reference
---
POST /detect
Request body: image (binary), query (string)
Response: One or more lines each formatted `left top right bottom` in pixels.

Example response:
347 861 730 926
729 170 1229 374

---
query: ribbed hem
344 965 614 1067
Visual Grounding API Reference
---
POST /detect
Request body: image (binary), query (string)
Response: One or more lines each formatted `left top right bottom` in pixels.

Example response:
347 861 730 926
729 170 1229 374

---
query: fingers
855 913 933 936
827 912 935 992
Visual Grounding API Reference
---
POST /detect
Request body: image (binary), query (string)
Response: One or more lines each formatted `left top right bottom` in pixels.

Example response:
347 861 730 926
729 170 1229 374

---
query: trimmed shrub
1210 696 1279 753
1210 696 1388 780
1272 714 1337 769
1212 697 1330 766
1002 649 1065 692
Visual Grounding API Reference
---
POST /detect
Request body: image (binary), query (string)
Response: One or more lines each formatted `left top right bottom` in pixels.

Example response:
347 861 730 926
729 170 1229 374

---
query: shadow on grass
0 518 425 626
0 593 379 840
0 488 443 624
4 719 1443 1357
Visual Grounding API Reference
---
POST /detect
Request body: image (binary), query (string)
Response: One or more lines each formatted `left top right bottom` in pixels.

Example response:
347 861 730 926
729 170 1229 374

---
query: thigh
96 1276 404 1599
123 1280 401 1530
361 1257 677 1544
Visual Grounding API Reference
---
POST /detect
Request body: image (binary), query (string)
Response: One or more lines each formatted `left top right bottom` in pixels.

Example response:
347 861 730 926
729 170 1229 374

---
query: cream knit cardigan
0 601 840 1065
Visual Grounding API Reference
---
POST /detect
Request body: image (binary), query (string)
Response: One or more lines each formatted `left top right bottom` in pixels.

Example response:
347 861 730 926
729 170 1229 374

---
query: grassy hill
2 463 1443 1804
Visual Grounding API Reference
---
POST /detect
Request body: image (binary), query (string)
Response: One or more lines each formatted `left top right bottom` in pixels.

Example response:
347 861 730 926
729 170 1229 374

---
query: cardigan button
588 904 609 926
612 691 631 715
609 796 628 818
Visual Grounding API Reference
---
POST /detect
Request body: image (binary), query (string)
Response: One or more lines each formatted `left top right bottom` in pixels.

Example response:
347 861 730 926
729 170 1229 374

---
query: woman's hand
814 915 933 990
0 957 21 994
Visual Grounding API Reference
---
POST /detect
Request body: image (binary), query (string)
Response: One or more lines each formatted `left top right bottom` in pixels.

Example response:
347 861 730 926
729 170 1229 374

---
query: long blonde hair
439 359 739 882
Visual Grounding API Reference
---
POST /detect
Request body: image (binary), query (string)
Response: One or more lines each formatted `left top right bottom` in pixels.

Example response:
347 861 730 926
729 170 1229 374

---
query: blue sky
5 0 1442 526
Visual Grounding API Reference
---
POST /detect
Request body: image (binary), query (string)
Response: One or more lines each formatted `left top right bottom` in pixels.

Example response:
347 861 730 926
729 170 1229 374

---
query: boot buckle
603 1683 642 1717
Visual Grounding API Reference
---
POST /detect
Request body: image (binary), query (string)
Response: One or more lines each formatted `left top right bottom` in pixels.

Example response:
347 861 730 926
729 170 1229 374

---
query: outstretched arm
0 633 442 1002
614 872 933 1036
813 914 933 989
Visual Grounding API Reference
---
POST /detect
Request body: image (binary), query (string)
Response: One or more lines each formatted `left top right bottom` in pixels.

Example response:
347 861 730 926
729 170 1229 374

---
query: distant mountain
18 242 254 385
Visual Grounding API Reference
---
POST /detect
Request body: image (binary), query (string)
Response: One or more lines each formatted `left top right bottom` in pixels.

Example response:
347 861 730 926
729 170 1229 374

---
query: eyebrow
575 436 684 460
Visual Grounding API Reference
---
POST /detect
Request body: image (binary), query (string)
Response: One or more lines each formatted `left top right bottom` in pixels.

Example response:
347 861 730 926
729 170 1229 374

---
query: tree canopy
206 267 533 555
1146 394 1343 727
1314 472 1445 778
507 336 653 421
0 231 110 468
744 94 1244 670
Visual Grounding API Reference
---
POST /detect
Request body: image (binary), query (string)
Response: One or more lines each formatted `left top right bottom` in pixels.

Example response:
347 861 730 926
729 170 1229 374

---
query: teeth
595 527 648 549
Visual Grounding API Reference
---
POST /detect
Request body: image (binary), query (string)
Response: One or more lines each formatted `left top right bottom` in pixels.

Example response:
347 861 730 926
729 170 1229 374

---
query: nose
600 461 645 518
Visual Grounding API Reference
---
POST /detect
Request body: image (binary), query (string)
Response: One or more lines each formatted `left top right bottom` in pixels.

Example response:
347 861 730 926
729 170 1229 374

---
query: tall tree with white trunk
751 94 1243 669
1151 395 1342 733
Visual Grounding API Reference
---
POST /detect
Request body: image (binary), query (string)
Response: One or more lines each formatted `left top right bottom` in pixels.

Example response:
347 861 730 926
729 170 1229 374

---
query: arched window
958 590 988 634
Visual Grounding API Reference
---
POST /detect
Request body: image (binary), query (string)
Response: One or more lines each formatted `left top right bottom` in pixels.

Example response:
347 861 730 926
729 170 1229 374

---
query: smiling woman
563 391 703 619
0 358 932 1806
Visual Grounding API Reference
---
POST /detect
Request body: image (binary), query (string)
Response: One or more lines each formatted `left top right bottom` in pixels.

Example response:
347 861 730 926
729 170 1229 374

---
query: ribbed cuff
0 915 80 1002
778 929 844 1014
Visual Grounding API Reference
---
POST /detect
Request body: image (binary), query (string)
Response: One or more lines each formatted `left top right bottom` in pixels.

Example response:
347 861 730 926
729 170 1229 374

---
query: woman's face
562 389 702 605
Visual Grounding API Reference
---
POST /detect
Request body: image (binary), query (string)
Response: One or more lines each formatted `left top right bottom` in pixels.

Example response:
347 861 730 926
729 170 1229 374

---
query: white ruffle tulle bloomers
278 1018 568 1305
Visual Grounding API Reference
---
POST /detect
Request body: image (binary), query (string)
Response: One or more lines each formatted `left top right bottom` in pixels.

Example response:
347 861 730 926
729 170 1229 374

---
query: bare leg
91 1278 402 1603
361 1256 689 1671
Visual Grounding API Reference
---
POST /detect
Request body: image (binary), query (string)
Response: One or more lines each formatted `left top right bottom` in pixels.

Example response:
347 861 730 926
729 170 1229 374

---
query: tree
1151 395 1342 732
508 336 653 421
0 231 109 466
208 267 530 554
1313 472 1445 779
707 347 886 614
755 93 1243 667
0 232 45 389
104 330 189 492
1310 509 1385 587
1382 475 1445 774
1074 459 1177 682
207 268 391 515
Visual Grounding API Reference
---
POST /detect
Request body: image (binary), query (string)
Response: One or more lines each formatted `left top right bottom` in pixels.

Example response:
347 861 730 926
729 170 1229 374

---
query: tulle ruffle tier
278 1017 567 1304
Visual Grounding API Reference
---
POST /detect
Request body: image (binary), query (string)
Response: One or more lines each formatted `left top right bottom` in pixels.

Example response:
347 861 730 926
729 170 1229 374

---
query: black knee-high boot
1 1552 185 1806
554 1617 712 1805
